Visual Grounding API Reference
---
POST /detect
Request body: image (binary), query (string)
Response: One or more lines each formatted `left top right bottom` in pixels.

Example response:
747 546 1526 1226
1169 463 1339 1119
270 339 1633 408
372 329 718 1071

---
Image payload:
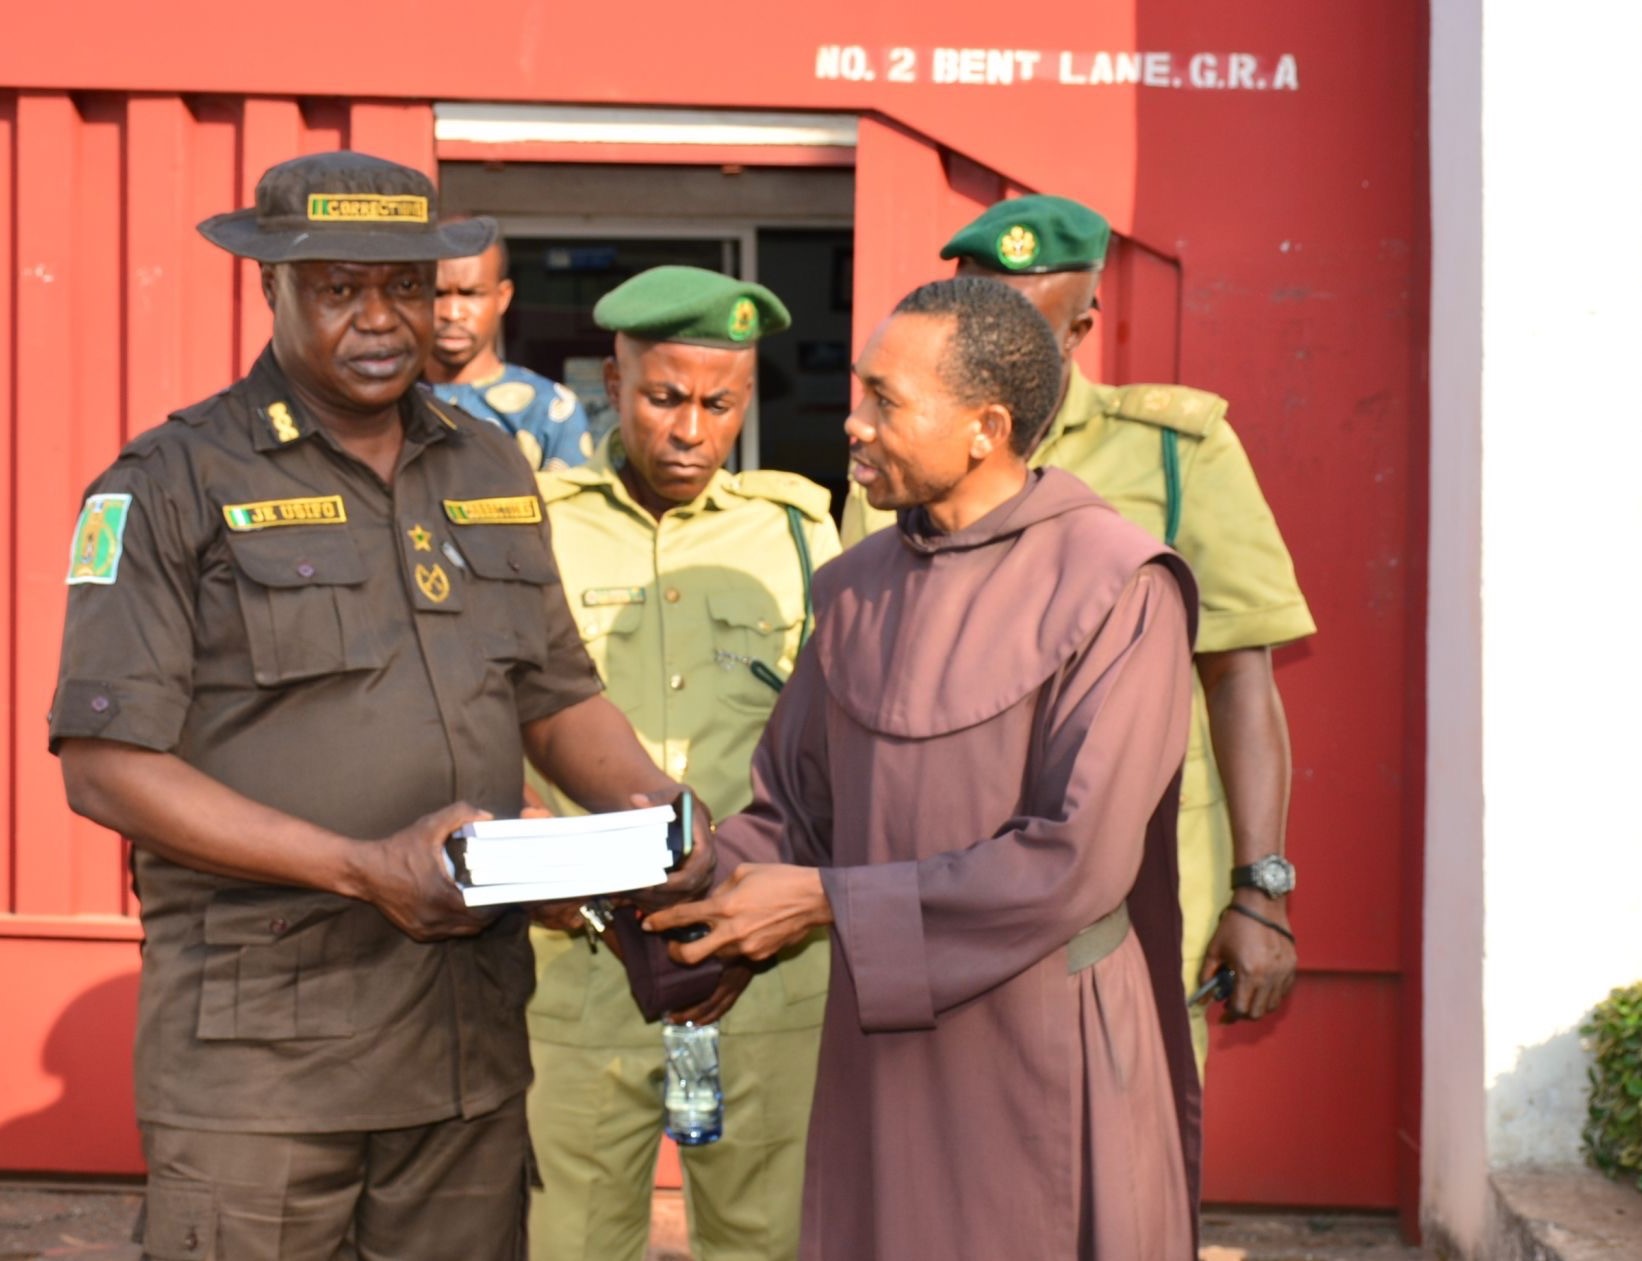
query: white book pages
446 806 680 900
462 843 674 887
453 805 674 842
457 865 671 907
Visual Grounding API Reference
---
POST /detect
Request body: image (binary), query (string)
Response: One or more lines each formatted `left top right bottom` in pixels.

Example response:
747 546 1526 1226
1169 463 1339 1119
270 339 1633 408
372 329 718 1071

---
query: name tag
582 587 647 607
443 496 543 525
222 495 347 531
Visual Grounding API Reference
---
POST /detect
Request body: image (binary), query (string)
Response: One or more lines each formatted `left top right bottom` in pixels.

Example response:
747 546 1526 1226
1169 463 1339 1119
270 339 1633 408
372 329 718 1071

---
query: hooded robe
714 468 1203 1260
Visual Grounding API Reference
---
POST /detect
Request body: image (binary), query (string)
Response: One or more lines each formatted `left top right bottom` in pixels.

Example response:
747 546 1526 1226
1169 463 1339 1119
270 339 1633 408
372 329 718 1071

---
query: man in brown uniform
50 152 707 1261
650 277 1201 1259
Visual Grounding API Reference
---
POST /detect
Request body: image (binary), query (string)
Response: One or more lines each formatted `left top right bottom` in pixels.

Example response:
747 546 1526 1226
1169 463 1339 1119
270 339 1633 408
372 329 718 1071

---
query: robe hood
814 468 1196 739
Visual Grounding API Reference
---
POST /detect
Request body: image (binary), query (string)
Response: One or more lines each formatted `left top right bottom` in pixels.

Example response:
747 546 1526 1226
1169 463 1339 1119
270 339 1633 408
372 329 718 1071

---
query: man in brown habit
648 276 1201 1259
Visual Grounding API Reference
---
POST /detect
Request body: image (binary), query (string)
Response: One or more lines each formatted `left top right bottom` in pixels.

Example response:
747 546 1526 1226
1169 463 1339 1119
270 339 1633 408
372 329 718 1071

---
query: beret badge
996 225 1040 270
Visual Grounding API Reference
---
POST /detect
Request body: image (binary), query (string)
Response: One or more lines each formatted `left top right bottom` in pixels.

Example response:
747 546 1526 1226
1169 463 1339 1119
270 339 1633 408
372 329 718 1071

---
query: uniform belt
1066 902 1131 973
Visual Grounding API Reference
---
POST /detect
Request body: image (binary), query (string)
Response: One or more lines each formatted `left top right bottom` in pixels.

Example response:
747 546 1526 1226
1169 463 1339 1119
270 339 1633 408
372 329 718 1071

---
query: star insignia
407 523 433 552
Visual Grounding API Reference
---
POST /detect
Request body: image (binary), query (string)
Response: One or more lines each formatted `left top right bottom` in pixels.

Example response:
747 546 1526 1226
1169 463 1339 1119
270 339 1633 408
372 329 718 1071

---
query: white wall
1423 0 1486 1243
1426 0 1642 1251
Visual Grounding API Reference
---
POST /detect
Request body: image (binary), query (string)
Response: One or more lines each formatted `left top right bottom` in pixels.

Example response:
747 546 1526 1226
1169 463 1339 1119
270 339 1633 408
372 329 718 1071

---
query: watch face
1254 855 1296 895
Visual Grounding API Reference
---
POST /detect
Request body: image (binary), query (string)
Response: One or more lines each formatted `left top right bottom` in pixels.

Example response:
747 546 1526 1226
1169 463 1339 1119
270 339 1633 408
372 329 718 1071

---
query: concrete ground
0 1182 1431 1260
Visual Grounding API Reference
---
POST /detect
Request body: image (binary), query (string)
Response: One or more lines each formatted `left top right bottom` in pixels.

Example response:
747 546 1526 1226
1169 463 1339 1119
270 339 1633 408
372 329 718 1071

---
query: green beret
593 266 791 347
940 194 1111 274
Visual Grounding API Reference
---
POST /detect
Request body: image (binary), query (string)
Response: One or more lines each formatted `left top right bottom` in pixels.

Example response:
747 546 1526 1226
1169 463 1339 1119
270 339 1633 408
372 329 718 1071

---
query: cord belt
1066 902 1131 974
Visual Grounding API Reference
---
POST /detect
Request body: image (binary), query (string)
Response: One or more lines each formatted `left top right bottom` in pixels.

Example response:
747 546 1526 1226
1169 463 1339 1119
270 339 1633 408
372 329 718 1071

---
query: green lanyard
748 506 815 695
1161 429 1182 549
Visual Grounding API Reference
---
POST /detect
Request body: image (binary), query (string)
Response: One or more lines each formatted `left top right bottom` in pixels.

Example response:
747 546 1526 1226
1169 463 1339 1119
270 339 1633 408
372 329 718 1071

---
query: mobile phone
661 790 710 943
1190 966 1236 1007
666 790 694 865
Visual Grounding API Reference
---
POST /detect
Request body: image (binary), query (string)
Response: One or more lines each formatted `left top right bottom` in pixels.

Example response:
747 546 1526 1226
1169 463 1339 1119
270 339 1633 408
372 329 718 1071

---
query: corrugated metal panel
2 90 432 926
0 90 431 1174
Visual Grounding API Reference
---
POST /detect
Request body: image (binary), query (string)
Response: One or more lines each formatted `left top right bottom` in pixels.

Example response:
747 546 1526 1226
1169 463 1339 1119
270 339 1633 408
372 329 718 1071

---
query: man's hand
1200 891 1297 1021
667 960 756 1025
353 801 501 942
529 900 588 933
644 863 832 966
623 787 716 911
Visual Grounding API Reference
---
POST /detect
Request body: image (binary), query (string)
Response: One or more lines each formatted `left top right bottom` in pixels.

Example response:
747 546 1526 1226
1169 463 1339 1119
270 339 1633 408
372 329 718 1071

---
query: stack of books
445 805 677 907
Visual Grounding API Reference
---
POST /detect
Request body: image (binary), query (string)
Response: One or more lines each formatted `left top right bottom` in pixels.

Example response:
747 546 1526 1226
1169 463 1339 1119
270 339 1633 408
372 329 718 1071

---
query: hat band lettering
306 194 429 224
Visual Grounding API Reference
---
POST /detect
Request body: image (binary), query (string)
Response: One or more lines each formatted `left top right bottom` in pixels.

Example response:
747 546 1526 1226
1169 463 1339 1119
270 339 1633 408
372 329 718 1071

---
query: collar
1034 364 1102 450
571 430 739 519
244 346 455 453
460 364 509 390
898 470 1040 555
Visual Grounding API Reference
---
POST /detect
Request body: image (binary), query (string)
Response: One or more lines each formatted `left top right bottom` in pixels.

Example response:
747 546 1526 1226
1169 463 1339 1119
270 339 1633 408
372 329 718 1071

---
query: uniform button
670 753 688 774
582 622 598 638
90 694 110 713
664 587 681 603
183 1227 199 1251
508 556 521 572
268 917 289 936
755 618 771 633
296 561 316 578
669 674 686 690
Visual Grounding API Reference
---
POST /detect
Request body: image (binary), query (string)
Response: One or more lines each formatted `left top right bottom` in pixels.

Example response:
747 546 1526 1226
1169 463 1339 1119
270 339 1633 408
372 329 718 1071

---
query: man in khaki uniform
526 266 838 1261
842 195 1315 1070
48 153 708 1261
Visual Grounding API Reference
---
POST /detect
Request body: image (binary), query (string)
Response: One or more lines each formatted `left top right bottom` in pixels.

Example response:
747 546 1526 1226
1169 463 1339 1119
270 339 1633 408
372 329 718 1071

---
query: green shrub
1582 981 1642 1191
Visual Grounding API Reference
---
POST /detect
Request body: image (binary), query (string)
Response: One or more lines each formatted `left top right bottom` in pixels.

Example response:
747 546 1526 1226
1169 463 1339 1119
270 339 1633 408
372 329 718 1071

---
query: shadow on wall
0 971 141 1171
1487 1024 1591 1168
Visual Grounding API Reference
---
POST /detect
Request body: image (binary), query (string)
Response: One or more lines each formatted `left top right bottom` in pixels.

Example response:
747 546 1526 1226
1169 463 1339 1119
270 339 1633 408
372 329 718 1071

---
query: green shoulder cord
1161 429 1183 549
748 505 815 694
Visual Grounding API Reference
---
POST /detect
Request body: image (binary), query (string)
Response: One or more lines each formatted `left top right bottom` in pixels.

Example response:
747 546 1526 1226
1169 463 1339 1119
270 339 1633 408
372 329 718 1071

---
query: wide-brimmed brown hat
197 150 495 263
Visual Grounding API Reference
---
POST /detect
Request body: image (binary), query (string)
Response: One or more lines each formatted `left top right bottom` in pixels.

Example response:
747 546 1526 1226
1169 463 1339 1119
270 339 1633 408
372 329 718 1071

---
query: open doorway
440 163 855 516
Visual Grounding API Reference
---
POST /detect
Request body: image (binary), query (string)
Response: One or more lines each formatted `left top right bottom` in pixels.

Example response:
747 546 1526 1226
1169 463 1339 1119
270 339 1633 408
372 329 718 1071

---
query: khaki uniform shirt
527 434 840 1044
49 349 603 1133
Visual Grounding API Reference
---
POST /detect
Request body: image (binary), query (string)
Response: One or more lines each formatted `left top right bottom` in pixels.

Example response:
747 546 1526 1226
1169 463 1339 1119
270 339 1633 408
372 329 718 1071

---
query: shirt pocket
195 890 356 1042
574 602 645 713
705 588 802 712
451 525 560 665
139 1175 219 1260
224 531 383 686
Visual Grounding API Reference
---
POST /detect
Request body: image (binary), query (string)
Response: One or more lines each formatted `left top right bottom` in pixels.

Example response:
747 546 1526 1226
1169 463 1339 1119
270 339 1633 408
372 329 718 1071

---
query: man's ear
496 277 516 318
602 354 622 403
259 263 279 311
969 403 1012 460
1064 307 1096 357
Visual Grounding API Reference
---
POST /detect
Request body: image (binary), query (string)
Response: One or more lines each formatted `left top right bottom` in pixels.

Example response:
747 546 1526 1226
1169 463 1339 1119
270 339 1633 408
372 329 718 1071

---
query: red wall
0 0 1428 1221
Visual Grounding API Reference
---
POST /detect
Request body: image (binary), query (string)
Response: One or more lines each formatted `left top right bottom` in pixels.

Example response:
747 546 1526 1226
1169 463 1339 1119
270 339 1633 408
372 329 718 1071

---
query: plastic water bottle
662 1021 724 1145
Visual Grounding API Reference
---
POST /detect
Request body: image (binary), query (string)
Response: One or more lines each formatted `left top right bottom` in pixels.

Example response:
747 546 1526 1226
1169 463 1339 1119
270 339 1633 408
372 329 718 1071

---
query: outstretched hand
644 863 832 966
358 801 501 942
623 786 716 911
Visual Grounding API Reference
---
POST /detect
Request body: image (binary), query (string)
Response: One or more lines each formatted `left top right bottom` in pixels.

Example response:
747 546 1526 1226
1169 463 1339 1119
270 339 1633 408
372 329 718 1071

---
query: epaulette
536 463 608 504
1109 384 1227 438
725 469 833 522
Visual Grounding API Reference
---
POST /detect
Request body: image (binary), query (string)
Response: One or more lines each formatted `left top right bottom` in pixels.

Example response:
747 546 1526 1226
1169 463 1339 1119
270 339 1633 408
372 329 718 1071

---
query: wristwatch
1230 855 1296 898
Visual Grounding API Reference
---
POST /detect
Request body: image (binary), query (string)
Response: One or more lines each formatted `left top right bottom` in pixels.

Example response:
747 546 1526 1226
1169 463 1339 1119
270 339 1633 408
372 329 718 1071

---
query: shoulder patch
67 493 133 585
1110 384 1228 437
728 469 833 522
484 380 536 414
